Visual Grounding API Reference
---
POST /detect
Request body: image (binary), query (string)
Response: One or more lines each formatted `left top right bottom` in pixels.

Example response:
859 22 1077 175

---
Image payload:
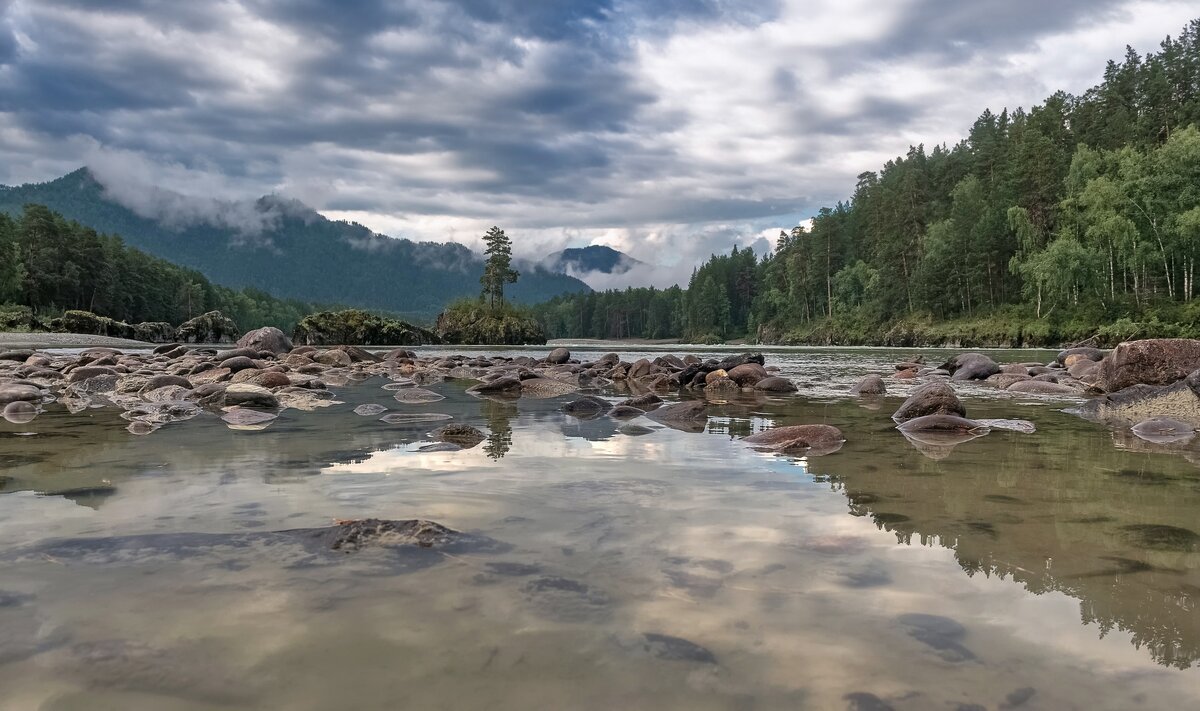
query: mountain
544 245 644 276
0 169 589 321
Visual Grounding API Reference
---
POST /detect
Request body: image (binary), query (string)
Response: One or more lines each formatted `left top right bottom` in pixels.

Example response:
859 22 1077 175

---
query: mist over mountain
0 169 589 321
543 246 645 276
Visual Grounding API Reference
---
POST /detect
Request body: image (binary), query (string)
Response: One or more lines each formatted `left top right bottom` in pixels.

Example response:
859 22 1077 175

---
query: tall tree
479 226 519 309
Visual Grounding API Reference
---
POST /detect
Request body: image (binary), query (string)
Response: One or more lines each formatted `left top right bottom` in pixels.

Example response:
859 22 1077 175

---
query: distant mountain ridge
543 245 644 275
0 169 589 321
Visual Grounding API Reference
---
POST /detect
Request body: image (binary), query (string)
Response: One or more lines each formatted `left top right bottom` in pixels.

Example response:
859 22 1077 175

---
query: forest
534 20 1200 347
0 204 313 332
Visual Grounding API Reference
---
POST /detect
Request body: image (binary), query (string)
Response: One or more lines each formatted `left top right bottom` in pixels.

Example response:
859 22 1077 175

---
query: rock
246 371 291 389
292 309 438 346
314 349 352 367
1073 379 1200 427
0 383 42 405
726 364 767 386
703 369 729 385
223 384 279 409
139 374 192 392
393 388 446 404
466 377 522 395
852 375 886 395
236 326 293 355
1007 380 1079 395
177 311 240 343
1056 347 1107 365
892 382 965 422
896 415 989 434
1095 339 1200 392
608 405 645 420
743 424 844 454
645 400 708 432
132 321 176 343
717 352 765 371
704 377 739 397
562 396 612 417
942 353 1000 381
546 347 571 364
520 377 578 399
141 385 193 403
754 376 798 393
973 419 1036 434
0 349 35 362
987 373 1030 389
221 407 278 429
66 365 117 383
189 367 232 386
639 633 717 664
353 404 389 416
618 393 662 409
219 356 257 373
429 424 486 448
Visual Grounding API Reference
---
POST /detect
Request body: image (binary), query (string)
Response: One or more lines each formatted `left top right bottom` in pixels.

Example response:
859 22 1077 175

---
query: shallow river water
1 345 1198 710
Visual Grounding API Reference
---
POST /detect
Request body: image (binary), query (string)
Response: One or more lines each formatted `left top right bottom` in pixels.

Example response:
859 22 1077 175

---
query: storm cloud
1 0 1196 286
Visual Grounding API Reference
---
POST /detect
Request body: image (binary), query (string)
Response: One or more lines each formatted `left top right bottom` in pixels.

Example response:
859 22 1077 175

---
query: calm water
1 346 1198 710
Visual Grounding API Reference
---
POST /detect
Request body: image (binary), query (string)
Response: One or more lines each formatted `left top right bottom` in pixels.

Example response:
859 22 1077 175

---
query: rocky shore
4 328 1200 456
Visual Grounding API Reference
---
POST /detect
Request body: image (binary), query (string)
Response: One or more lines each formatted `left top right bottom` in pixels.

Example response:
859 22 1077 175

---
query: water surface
2 347 1198 710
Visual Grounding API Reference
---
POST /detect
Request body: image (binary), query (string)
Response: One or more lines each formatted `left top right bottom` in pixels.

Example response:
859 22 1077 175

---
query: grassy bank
758 304 1200 349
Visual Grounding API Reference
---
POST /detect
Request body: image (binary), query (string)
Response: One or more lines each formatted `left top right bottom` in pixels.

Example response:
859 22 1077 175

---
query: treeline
0 204 313 331
536 20 1200 346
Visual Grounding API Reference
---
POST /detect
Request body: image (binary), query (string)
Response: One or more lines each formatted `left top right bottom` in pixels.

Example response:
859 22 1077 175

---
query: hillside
543 245 644 276
0 170 589 321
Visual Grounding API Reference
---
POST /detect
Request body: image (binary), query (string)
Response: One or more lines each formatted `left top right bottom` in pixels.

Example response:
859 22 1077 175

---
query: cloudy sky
1 1 1196 287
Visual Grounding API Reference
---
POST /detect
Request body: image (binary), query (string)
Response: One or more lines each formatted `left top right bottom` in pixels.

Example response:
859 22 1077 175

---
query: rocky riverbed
5 327 1200 454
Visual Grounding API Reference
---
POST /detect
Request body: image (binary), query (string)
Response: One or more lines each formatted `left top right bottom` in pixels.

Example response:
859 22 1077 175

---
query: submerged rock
852 374 886 395
896 415 989 434
754 376 798 393
429 424 486 448
743 424 845 454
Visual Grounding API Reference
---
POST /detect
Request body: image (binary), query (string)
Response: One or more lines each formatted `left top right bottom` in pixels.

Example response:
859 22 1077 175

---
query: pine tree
479 226 519 309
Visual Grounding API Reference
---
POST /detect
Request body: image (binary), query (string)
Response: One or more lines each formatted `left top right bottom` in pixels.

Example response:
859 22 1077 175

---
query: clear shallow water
1 347 1198 710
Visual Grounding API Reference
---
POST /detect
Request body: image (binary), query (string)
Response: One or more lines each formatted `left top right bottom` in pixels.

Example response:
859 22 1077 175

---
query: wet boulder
892 382 965 422
852 374 886 395
645 400 708 432
562 395 613 417
1094 339 1200 392
1007 380 1079 395
0 383 42 405
743 424 844 454
619 393 662 409
219 356 257 373
1056 347 1108 366
466 377 522 396
717 352 765 371
754 376 798 393
896 414 989 434
222 383 279 409
546 347 571 365
942 353 1000 381
726 363 767 386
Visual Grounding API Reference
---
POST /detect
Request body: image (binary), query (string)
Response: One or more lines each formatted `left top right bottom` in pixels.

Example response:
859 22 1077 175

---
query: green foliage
436 299 545 345
292 309 438 346
1 204 312 332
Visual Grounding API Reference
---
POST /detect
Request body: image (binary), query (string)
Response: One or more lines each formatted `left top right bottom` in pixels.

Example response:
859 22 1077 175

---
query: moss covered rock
177 310 240 344
434 302 545 345
291 309 438 346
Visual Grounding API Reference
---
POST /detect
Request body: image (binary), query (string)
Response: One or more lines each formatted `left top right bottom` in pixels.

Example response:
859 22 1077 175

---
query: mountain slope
544 245 644 275
0 169 589 321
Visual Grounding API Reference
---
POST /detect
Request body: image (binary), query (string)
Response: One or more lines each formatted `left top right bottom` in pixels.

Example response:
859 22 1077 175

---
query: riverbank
0 332 152 349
